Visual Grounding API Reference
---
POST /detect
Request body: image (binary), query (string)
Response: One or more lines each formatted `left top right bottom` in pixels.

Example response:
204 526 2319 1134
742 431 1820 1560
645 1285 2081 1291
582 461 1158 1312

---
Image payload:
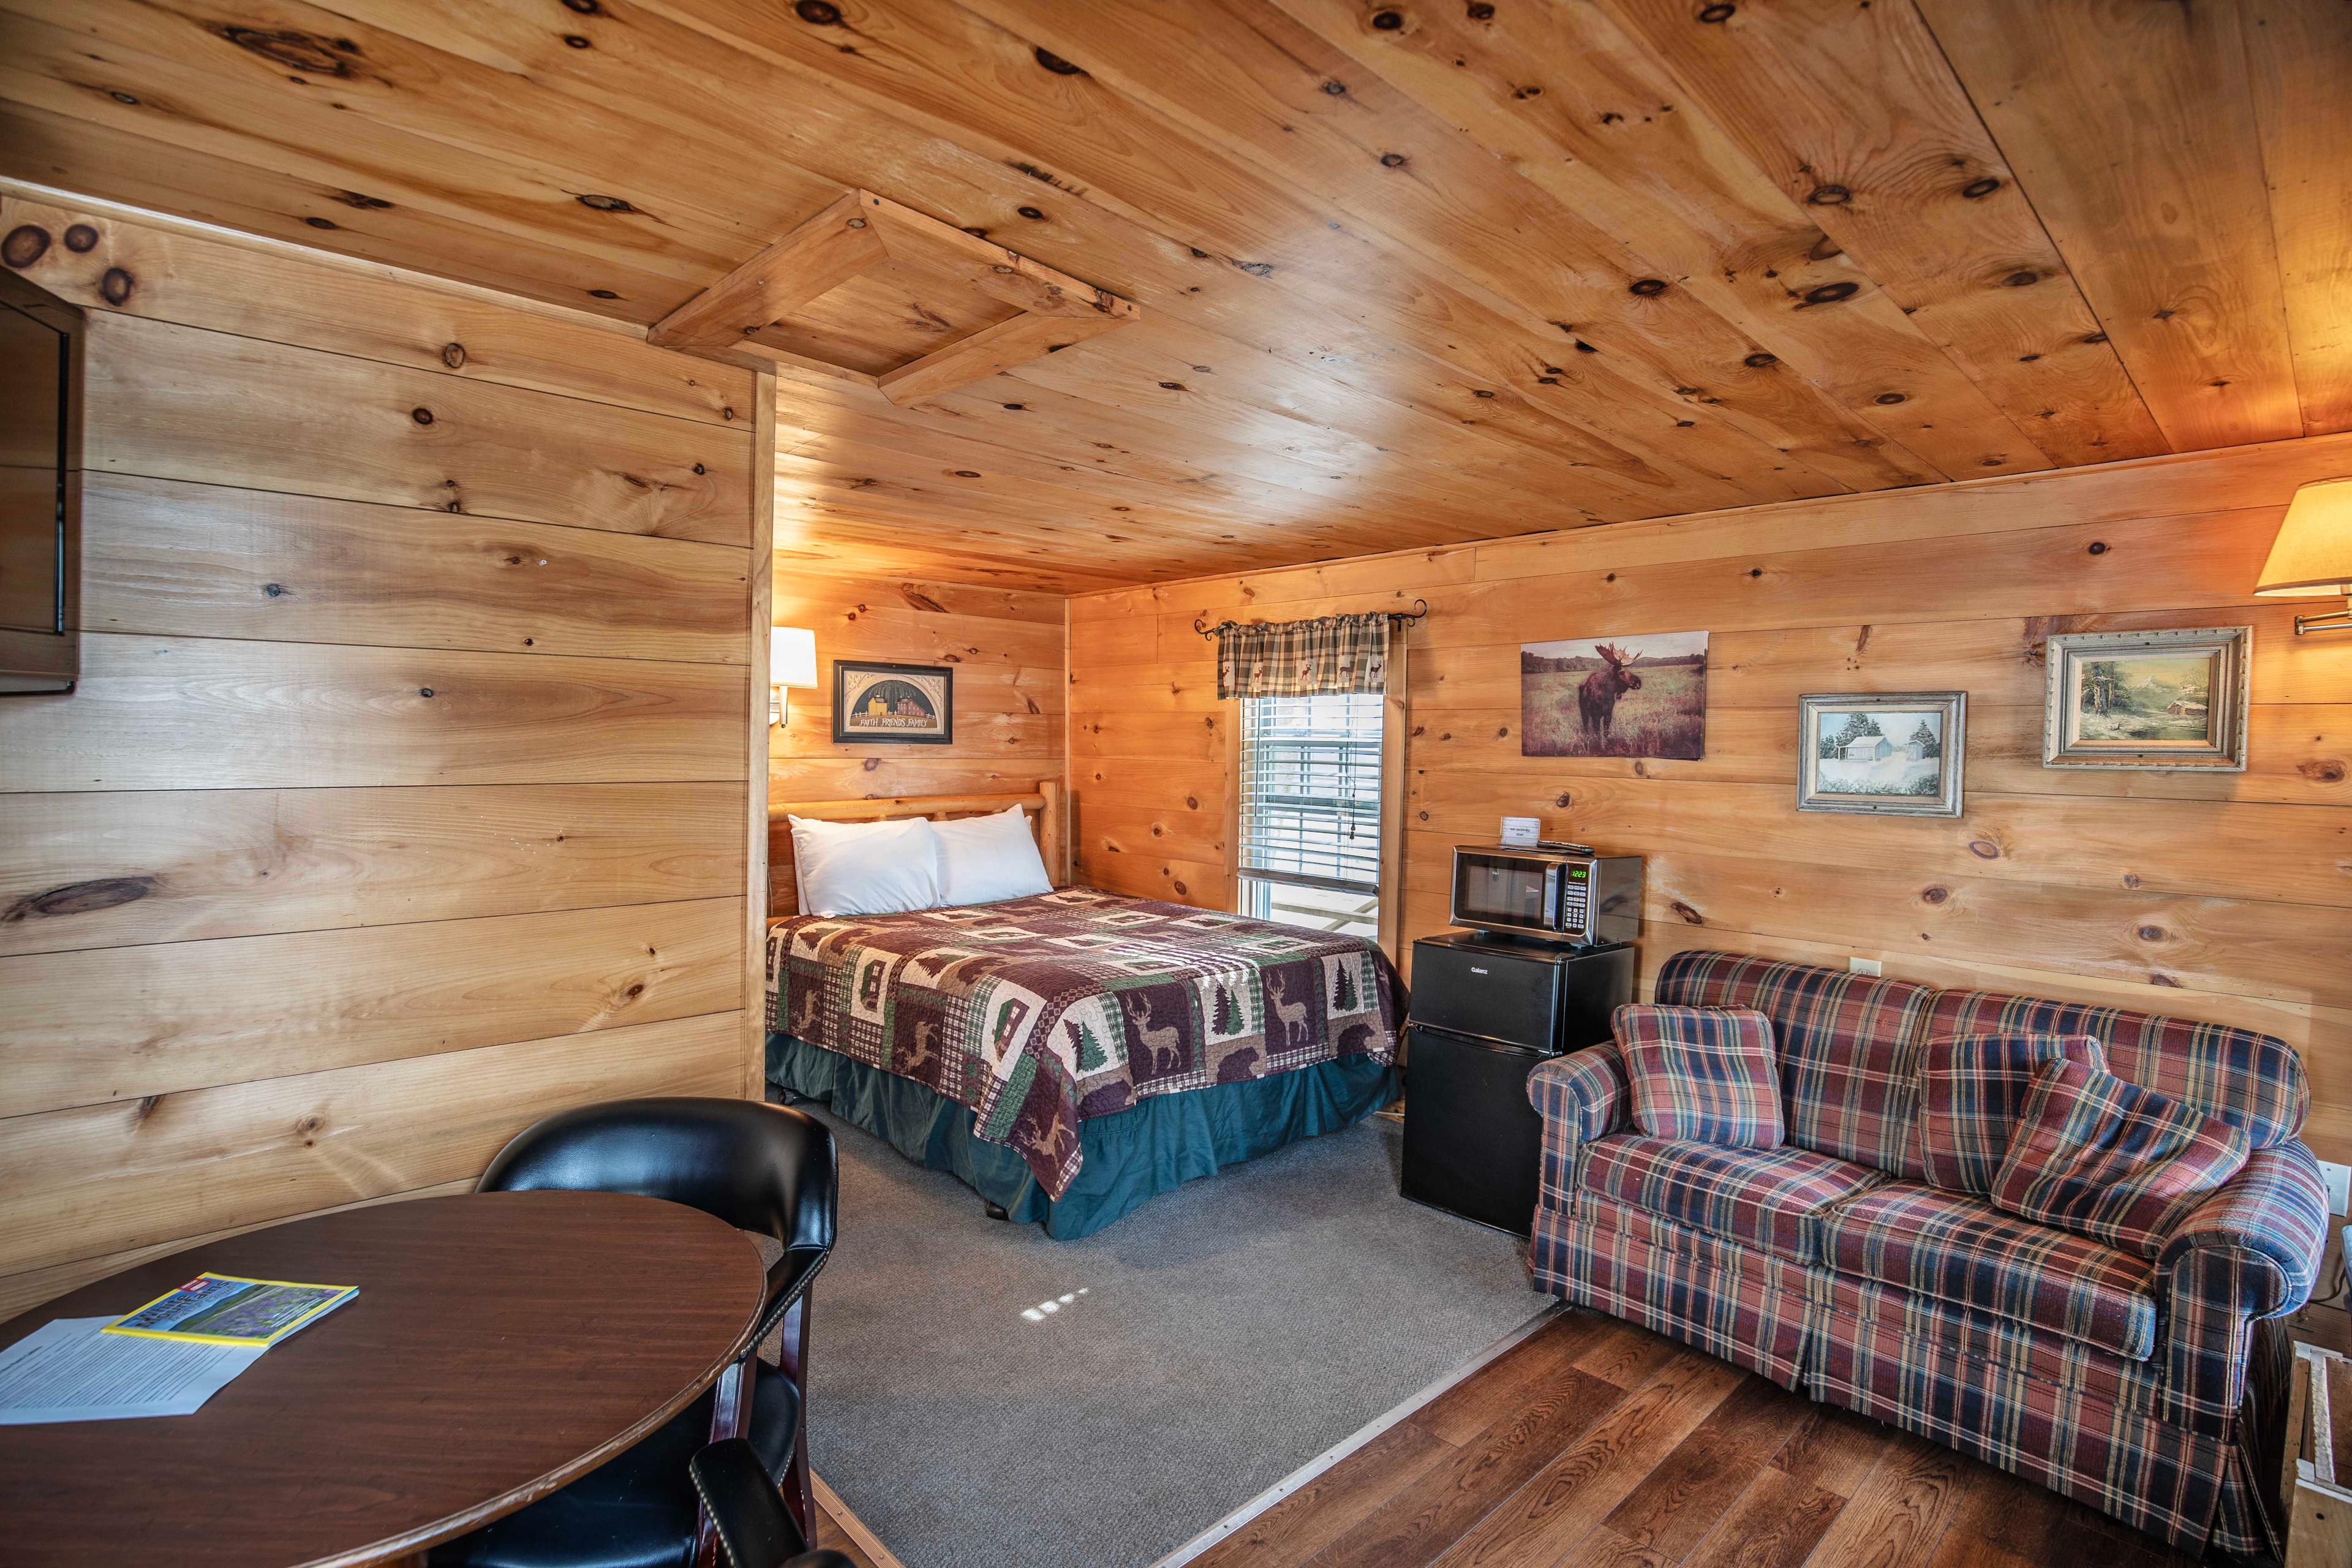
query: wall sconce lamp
769 627 817 726
2257 478 2352 635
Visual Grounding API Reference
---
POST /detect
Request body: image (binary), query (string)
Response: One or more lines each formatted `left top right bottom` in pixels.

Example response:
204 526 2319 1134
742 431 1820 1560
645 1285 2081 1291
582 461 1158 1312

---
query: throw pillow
1915 1032 2107 1195
1613 1003 1782 1150
1989 1058 2252 1257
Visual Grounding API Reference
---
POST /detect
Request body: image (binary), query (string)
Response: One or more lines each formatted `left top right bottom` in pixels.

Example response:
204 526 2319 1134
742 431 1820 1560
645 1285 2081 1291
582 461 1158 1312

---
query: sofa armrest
2153 1141 2329 1434
2158 1140 2329 1321
1528 1044 1631 1149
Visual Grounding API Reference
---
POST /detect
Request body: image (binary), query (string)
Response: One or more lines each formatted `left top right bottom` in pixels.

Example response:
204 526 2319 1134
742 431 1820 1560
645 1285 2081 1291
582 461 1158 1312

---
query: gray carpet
795 1106 1547 1568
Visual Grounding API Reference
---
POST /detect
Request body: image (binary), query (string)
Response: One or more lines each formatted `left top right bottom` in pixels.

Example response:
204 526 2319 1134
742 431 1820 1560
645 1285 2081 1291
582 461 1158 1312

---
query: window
1237 691 1383 941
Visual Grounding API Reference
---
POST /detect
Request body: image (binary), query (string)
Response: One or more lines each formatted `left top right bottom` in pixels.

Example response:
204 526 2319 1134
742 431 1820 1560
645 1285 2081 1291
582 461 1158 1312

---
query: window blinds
1237 691 1383 895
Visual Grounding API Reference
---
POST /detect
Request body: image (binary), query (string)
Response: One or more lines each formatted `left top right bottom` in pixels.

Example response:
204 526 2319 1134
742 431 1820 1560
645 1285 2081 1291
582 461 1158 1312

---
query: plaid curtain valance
1215 611 1390 698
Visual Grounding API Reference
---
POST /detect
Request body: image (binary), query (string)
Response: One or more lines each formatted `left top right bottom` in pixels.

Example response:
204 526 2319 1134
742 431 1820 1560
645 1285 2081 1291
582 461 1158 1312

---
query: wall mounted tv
0 265 82 695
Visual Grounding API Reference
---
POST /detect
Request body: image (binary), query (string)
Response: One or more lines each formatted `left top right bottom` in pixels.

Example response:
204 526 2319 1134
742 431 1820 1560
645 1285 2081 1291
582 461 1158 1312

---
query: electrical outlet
1848 956 1882 977
2321 1159 2352 1217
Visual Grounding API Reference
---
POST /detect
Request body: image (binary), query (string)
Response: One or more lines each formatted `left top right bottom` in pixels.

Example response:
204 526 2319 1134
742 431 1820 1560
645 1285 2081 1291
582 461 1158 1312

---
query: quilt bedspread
763 887 1401 1197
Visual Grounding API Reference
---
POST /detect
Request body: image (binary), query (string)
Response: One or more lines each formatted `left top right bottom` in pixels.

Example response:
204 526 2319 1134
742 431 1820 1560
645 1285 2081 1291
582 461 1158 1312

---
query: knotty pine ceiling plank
876 0 1925 493
2240 0 2352 436
1 0 2328 591
1581 0 2169 469
45 0 1768 533
1251 0 2057 476
760 337 1532 545
344 0 1769 522
772 458 1445 568
638 0 1846 508
771 372 1443 543
769 425 1431 560
1916 0 2302 453
447 0 1831 513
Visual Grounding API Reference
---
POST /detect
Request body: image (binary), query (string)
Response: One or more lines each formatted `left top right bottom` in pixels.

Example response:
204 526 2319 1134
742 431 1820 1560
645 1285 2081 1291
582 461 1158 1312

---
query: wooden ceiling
2 0 2345 592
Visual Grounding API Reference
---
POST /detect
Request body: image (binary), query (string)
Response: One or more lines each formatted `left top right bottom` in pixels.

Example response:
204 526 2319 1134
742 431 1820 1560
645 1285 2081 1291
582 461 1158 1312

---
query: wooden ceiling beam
648 190 885 355
860 194 1140 322
878 311 1130 407
652 183 1139 393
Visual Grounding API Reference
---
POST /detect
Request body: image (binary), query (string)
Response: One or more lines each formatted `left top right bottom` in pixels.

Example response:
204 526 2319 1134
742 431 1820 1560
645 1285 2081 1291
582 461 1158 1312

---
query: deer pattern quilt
763 887 1401 1199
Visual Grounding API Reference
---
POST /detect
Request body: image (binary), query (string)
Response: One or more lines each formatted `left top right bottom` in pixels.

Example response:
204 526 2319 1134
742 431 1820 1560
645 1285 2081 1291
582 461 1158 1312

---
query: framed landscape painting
1521 631 1708 760
1797 692 1966 817
832 660 954 745
2041 627 2250 771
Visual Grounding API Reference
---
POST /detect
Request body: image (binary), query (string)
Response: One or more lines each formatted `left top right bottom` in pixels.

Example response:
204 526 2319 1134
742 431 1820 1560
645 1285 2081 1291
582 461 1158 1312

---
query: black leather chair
431 1099 837 1568
688 1441 854 1568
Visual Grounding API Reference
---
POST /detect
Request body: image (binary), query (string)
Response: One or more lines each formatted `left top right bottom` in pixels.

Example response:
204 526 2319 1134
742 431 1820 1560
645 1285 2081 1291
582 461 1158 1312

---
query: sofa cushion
1991 1058 2252 1259
1916 1032 2107 1196
1923 989 2305 1151
1615 1003 1784 1149
1581 1134 1883 1264
1653 950 1935 1175
1817 1180 2159 1359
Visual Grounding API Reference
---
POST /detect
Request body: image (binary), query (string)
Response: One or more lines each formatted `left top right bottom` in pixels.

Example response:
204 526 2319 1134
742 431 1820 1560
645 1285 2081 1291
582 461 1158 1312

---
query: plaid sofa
1528 951 2328 1558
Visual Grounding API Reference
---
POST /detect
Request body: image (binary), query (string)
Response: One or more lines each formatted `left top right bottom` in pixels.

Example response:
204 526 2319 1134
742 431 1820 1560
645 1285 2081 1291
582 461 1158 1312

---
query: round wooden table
0 1190 767 1567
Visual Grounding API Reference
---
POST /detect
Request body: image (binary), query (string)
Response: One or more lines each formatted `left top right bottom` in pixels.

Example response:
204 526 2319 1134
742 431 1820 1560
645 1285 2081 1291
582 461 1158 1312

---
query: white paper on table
0 1315 267 1424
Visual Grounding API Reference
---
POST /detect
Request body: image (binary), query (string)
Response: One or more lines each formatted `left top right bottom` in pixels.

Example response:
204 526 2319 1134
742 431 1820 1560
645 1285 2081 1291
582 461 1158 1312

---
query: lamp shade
2255 478 2352 598
769 627 818 688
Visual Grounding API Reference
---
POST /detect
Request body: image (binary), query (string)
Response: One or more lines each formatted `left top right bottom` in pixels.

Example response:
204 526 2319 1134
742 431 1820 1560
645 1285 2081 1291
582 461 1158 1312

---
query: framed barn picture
831 660 953 745
2041 627 2250 771
1797 692 1967 817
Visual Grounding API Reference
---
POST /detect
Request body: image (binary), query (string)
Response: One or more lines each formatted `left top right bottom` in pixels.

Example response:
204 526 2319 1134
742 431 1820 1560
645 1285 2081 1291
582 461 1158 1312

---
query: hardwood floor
1189 1308 2195 1568
812 1476 906 1568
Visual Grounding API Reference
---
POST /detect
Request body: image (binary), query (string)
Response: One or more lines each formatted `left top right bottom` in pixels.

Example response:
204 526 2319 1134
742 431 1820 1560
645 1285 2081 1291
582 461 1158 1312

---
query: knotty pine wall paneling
0 192 768 1316
765 566 1066 914
1067 436 2352 1156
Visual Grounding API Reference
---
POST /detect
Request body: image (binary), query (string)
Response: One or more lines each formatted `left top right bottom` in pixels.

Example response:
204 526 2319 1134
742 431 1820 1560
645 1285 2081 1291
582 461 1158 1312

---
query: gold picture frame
2041 626 2250 771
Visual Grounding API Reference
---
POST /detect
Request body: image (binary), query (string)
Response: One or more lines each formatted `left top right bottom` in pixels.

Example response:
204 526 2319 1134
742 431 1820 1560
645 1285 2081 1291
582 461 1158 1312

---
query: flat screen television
0 265 82 695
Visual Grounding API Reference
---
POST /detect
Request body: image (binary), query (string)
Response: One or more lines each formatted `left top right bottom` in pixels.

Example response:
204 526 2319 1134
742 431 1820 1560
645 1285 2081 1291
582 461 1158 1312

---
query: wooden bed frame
766 778 1069 920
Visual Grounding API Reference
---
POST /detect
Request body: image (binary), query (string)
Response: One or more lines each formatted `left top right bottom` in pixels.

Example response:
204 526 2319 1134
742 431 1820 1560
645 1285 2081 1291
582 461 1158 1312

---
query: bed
761 783 1402 1237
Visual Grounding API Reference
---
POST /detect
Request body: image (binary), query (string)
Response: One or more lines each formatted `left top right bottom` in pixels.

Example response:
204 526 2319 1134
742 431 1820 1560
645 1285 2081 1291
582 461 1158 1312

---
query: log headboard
766 778 1069 920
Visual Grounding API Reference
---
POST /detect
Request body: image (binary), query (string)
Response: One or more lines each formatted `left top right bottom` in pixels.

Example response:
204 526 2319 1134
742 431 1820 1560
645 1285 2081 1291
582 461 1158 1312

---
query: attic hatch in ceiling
649 189 1139 406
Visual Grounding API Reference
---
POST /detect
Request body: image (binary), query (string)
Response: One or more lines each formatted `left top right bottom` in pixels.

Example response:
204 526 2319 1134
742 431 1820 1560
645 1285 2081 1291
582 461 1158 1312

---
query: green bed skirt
766 1032 1398 1239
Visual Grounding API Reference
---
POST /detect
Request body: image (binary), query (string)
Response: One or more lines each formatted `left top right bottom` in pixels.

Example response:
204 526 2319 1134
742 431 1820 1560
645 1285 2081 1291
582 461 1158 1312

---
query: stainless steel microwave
1449 844 1643 946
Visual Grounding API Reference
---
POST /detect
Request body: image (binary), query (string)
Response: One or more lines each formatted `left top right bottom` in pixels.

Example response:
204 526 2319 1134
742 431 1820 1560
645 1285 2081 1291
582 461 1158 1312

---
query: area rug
791 1104 1547 1568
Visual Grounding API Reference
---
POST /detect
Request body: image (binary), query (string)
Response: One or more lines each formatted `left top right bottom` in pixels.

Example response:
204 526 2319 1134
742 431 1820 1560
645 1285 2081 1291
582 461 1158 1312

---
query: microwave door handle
1542 864 1562 929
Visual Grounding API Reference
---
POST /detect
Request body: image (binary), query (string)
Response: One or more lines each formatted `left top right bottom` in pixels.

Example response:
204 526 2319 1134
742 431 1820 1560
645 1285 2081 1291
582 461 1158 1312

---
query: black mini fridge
1400 932 1633 1237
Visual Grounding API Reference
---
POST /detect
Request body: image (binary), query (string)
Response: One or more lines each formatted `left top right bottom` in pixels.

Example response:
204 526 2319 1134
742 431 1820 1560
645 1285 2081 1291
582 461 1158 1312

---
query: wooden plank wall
1067 436 2352 1158
0 194 767 1316
766 568 1065 915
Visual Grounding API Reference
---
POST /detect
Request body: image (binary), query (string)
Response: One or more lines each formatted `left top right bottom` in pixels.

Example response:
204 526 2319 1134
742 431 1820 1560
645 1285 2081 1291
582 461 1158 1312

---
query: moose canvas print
1521 631 1709 760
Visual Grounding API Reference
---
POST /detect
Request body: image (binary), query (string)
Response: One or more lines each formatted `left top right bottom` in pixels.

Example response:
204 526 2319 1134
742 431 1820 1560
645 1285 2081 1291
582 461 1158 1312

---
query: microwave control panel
1555 864 1591 933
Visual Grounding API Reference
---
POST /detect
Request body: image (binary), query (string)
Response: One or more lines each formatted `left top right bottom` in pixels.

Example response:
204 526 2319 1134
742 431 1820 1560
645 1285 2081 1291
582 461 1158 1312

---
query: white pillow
789 815 944 917
932 805 1054 908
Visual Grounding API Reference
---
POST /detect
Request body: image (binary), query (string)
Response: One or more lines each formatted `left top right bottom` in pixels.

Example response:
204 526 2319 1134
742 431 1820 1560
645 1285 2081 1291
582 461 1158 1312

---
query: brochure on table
0 1273 357 1425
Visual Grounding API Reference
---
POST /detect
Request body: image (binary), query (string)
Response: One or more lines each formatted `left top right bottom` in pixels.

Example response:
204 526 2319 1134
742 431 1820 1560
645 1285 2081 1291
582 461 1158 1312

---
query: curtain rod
1191 599 1429 639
